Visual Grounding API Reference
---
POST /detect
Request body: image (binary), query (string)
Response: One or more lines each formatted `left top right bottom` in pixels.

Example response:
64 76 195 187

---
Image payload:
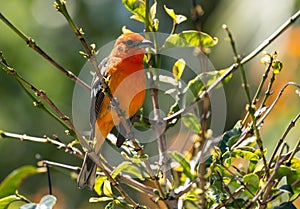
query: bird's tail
77 153 97 190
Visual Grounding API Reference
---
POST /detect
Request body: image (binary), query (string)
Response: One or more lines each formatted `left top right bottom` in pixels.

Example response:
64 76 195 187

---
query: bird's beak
137 39 153 49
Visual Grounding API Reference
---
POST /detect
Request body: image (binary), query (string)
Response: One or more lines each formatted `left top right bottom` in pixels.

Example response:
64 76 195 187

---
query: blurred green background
0 0 299 208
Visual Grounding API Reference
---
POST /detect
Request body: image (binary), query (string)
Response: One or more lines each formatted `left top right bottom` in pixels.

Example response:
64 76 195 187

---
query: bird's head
111 28 153 60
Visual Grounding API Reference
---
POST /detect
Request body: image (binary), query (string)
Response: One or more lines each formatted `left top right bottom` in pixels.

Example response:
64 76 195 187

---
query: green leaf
103 180 113 197
150 1 157 20
172 58 186 82
287 158 300 193
273 201 297 209
111 161 144 181
220 121 242 153
183 74 205 99
182 113 201 134
274 165 294 179
89 197 114 203
111 161 132 179
121 151 148 163
169 151 194 180
20 195 56 209
272 60 283 74
0 165 41 198
243 173 259 195
122 0 146 23
163 5 187 25
161 30 218 51
94 176 107 196
0 195 23 209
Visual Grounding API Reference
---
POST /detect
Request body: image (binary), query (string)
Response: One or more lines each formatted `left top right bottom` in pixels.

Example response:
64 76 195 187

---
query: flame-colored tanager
77 30 152 189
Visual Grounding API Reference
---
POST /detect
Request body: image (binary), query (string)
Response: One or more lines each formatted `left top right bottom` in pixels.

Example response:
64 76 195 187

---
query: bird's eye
126 40 135 46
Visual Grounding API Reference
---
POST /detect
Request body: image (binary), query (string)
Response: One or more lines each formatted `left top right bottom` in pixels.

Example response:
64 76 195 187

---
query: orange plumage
77 31 152 189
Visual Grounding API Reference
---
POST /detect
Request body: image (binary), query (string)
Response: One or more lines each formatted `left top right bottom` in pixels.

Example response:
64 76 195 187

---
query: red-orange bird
77 30 152 189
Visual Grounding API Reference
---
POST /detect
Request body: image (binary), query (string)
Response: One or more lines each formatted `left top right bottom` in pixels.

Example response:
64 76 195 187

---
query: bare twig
0 13 90 92
233 82 300 148
269 113 300 168
42 159 157 199
164 9 300 123
0 130 83 158
223 24 269 178
54 1 167 206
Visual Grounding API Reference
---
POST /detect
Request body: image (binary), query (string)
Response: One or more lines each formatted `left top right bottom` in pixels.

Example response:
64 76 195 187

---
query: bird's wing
89 57 109 141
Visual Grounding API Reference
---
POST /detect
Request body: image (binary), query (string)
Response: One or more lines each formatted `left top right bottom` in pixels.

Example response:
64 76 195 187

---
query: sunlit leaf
172 58 186 82
111 161 144 181
163 5 187 25
121 151 148 163
243 173 259 195
169 151 194 180
0 165 41 198
272 60 283 74
150 1 157 20
111 161 131 179
161 30 218 51
182 113 201 134
122 0 146 23
0 195 23 208
103 180 113 197
287 158 300 193
274 165 294 180
89 197 114 203
94 176 107 196
183 74 205 98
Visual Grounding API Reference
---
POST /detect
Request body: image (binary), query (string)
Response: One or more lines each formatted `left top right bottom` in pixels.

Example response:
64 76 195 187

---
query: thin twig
0 130 83 158
242 55 274 125
223 24 269 178
54 1 165 207
247 142 288 209
233 82 300 149
269 113 300 168
1 53 138 208
42 159 157 199
164 9 300 123
0 13 90 92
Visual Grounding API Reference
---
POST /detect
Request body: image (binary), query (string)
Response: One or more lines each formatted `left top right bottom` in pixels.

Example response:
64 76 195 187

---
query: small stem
1 130 83 158
223 24 269 177
269 113 300 167
260 70 276 108
164 9 300 123
242 57 273 125
0 13 90 91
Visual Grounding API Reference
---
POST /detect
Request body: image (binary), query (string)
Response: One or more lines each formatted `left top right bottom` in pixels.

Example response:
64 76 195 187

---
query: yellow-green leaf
111 161 131 179
0 165 41 198
122 0 146 23
169 151 194 180
163 5 187 25
150 1 157 20
182 113 201 134
103 180 113 197
172 58 186 82
94 176 107 196
0 195 23 208
89 197 114 203
161 30 218 51
272 60 283 74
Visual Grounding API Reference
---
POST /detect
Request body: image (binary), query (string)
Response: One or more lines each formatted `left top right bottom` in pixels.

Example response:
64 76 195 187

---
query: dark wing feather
89 57 109 141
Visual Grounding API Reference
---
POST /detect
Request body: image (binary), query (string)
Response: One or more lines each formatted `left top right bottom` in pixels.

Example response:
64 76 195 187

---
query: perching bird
77 29 152 189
